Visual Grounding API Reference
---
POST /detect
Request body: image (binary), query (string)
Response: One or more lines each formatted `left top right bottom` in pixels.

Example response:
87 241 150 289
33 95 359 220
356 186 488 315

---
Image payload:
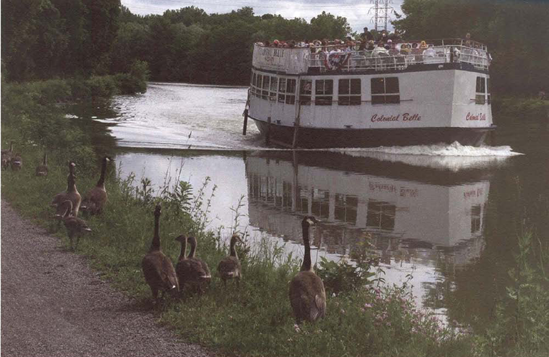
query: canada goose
51 162 81 217
81 156 111 214
142 204 179 303
289 216 326 324
10 153 22 170
175 235 211 295
35 152 48 176
217 234 243 286
56 200 92 250
1 141 14 169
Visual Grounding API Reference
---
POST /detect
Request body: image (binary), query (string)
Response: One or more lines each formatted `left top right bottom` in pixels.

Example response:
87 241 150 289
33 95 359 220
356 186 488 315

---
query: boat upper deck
252 38 490 75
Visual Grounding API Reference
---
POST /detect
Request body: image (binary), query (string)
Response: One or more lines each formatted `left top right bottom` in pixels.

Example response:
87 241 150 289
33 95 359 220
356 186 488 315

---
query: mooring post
265 116 271 145
242 109 249 135
292 124 299 148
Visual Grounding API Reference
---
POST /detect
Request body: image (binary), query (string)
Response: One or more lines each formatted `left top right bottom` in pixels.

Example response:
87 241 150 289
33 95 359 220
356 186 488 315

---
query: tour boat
244 39 495 148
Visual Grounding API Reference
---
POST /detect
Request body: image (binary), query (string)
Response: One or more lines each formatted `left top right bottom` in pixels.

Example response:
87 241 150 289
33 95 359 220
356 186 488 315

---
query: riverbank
2 81 548 357
492 96 549 121
1 144 475 357
0 80 473 357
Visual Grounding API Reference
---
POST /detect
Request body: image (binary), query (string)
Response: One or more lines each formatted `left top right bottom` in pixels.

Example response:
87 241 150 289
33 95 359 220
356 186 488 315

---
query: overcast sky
121 0 404 33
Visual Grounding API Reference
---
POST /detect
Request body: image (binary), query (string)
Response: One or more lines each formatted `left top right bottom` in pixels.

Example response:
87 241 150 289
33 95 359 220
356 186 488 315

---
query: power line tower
368 0 394 32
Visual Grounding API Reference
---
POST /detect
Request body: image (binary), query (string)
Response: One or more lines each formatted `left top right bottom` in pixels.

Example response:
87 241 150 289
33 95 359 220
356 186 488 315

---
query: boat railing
307 44 490 72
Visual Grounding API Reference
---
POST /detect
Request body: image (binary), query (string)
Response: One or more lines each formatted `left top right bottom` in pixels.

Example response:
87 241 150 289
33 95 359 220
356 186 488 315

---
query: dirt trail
1 200 212 357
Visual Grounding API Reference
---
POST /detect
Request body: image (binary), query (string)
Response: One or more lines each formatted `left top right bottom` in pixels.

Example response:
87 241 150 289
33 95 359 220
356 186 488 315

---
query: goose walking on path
56 200 92 250
289 216 326 324
175 235 211 296
51 162 81 217
81 156 111 215
35 153 48 176
217 234 243 286
142 205 179 304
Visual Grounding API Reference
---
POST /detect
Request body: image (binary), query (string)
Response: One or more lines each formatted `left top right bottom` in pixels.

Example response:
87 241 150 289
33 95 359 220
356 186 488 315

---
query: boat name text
371 113 422 122
466 112 486 121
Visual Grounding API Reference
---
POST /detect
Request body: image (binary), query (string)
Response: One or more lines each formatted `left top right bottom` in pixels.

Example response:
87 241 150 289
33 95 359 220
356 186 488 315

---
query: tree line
393 0 549 95
2 0 547 94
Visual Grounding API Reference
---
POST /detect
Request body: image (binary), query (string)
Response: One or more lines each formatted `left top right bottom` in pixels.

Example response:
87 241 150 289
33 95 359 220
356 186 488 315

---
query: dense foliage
1 1 349 85
393 0 549 96
4 0 546 93
111 6 350 84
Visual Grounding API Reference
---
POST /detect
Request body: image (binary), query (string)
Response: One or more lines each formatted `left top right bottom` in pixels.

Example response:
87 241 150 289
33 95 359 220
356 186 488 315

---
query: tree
310 11 351 40
82 0 121 74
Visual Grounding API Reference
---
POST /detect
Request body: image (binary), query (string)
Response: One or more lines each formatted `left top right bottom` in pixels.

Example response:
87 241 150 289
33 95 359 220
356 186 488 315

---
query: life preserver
323 51 351 71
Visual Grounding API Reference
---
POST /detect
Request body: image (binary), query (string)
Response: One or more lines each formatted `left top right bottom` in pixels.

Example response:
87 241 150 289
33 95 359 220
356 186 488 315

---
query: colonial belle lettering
371 113 422 122
260 48 284 58
466 112 486 121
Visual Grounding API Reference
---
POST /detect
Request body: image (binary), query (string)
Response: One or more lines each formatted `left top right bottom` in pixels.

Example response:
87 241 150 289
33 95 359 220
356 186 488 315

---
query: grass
1 146 475 357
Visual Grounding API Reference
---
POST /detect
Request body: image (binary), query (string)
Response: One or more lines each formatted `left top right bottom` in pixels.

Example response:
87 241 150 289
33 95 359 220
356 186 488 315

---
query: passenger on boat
362 27 374 42
400 43 412 55
377 30 388 43
388 42 400 56
412 43 423 62
385 39 393 50
367 40 375 51
373 43 389 56
465 33 472 47
389 31 401 43
419 40 428 50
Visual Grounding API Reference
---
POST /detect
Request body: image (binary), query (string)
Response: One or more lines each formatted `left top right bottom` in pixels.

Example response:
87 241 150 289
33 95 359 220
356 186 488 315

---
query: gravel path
1 200 213 357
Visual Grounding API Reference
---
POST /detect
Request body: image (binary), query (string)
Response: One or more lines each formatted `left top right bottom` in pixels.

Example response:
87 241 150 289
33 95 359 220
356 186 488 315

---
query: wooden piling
242 109 249 135
265 116 271 145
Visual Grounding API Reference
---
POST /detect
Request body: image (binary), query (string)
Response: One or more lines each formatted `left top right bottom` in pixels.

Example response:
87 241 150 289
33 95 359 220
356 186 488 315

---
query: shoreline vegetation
2 80 549 357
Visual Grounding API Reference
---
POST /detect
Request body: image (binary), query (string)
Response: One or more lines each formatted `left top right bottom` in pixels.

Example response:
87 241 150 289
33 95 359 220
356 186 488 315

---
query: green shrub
87 75 119 98
114 61 149 94
493 96 549 119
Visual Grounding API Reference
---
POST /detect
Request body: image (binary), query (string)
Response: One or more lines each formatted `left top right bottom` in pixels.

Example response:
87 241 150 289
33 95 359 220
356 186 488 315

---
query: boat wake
354 141 522 157
331 142 522 172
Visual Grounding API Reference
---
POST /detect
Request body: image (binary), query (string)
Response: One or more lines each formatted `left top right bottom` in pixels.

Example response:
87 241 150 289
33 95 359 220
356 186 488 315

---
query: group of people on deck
257 28 478 57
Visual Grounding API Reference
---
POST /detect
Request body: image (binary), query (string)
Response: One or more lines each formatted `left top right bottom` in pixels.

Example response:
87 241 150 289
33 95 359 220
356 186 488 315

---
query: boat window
278 78 286 103
475 77 486 104
487 78 491 104
270 77 278 101
315 79 333 106
252 73 257 97
371 77 400 105
300 79 312 105
338 78 361 105
286 79 296 93
286 78 296 105
262 76 270 100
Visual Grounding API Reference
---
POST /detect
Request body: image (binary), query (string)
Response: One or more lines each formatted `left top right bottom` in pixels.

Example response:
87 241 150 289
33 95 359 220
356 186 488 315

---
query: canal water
72 82 549 328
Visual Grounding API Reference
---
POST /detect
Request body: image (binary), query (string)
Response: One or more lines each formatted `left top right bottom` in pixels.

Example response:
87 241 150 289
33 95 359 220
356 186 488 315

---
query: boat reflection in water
245 150 501 310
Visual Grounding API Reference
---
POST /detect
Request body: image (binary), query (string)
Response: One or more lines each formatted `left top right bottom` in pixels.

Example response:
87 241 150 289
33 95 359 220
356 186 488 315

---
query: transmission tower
368 0 394 32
